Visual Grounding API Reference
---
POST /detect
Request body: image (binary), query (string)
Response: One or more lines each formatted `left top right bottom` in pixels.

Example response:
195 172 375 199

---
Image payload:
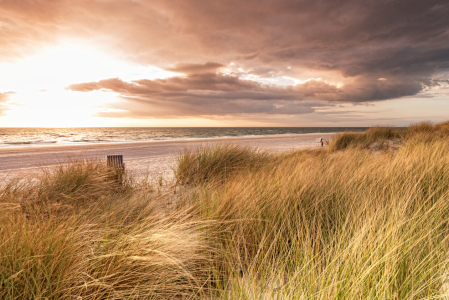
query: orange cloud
1 0 449 118
166 62 226 74
67 67 426 118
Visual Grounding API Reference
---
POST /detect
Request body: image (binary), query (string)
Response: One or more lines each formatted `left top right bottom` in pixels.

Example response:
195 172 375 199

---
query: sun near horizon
0 1 448 128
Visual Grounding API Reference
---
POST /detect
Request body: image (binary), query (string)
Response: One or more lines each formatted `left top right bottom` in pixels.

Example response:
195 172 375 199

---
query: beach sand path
0 133 334 183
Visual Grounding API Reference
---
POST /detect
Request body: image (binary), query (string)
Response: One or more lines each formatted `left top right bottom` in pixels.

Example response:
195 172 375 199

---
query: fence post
107 155 125 184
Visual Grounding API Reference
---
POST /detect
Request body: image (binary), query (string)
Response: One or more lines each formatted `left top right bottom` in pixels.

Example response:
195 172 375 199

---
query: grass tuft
175 143 271 185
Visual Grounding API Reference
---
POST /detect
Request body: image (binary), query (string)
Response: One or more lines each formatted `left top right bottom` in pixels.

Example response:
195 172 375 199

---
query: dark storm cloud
66 65 439 117
2 0 449 116
67 73 332 117
67 69 428 117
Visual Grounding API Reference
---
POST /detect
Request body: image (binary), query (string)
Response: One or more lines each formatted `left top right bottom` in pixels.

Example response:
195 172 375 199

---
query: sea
0 127 368 148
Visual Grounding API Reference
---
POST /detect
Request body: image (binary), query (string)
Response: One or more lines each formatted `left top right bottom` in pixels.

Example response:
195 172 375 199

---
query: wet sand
0 133 334 182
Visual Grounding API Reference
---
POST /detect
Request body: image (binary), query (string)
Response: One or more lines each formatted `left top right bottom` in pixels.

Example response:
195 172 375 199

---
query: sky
0 0 448 127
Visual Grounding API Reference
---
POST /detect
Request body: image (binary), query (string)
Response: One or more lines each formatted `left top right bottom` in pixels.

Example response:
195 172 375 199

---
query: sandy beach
0 133 334 182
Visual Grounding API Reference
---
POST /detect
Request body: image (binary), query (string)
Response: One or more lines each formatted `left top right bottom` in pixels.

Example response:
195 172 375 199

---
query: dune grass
182 139 449 299
175 143 271 185
2 123 449 299
328 121 449 151
0 161 211 299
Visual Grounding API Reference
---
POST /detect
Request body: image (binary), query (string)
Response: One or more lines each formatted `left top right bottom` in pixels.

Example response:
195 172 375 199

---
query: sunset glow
0 41 178 127
0 1 448 127
3 3 449 299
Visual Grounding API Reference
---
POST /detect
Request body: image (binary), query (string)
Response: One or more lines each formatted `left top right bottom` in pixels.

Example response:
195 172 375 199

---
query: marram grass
0 161 211 299
2 123 449 299
328 121 449 151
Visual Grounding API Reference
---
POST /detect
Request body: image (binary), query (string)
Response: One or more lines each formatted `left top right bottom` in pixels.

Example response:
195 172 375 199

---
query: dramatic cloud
67 64 430 117
67 71 332 117
2 0 449 118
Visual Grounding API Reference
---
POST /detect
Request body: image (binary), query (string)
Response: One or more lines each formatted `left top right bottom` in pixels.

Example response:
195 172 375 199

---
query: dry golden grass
175 143 271 185
183 140 449 298
328 121 449 151
0 161 211 299
2 122 449 299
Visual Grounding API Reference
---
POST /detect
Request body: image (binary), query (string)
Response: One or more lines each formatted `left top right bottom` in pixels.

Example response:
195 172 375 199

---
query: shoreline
0 132 341 150
0 133 335 182
0 133 334 154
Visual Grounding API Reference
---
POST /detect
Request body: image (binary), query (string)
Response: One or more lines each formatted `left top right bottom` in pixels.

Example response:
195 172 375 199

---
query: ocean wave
0 127 370 148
